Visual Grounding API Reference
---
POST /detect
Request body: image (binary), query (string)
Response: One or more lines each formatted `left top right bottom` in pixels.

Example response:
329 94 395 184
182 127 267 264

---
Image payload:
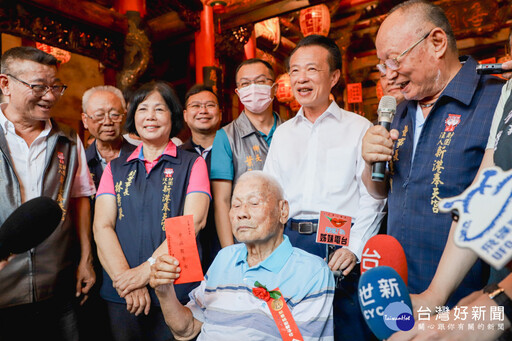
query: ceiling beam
147 11 192 41
23 0 198 43
22 0 127 33
220 0 320 30
166 0 203 12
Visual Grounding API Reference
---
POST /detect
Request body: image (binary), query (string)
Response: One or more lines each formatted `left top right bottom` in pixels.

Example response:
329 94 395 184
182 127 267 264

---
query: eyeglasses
7 74 67 97
237 76 273 89
186 102 219 111
376 29 433 75
85 111 124 123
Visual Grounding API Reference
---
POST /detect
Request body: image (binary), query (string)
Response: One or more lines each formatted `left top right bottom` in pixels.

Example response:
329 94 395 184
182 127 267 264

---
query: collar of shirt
235 234 294 273
190 138 212 159
506 78 512 92
401 56 480 120
295 100 343 126
93 140 124 164
237 111 280 140
0 103 52 138
94 143 110 170
438 55 479 106
127 139 177 173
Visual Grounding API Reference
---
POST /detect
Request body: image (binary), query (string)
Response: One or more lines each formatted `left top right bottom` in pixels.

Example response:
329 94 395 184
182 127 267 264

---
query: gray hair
82 85 126 113
236 170 284 200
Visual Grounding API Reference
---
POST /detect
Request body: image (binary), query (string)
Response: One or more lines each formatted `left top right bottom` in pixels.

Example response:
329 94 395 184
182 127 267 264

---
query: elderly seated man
150 171 335 340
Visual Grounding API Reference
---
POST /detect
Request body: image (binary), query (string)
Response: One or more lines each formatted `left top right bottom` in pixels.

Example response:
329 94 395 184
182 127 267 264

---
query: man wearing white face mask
211 58 281 248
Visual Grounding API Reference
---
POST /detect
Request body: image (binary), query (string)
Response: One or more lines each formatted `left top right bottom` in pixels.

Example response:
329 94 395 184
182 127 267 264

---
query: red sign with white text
316 211 351 246
347 83 363 103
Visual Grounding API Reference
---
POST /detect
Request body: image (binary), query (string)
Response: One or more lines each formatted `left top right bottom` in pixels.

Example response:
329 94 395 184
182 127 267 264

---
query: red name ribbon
252 282 303 341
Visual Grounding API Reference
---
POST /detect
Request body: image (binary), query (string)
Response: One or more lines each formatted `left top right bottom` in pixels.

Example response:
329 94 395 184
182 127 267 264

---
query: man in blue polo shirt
362 0 504 307
211 58 281 249
150 171 335 340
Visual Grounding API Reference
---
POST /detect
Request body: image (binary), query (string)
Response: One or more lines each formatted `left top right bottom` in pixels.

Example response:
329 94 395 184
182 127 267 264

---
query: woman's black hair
125 81 184 138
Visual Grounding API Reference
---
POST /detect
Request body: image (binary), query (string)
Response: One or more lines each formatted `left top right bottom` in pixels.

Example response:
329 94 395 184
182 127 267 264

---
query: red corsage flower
252 287 271 301
252 281 281 302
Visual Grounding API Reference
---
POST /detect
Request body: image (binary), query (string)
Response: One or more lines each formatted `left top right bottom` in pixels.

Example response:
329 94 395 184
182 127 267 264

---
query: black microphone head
0 197 62 260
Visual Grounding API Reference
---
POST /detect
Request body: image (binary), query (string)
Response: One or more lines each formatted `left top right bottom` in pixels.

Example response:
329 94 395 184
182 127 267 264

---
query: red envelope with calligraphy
165 215 204 284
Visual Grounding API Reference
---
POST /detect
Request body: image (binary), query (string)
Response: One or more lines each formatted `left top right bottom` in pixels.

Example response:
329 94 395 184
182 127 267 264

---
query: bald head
384 0 457 53
235 171 284 201
375 0 461 102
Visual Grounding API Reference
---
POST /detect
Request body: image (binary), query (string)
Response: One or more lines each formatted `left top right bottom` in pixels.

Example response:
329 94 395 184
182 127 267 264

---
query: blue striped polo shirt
186 235 335 340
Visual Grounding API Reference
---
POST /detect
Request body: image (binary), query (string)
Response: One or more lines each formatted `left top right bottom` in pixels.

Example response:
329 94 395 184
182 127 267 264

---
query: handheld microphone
0 197 62 260
476 63 507 75
358 266 414 340
439 167 512 270
360 234 408 285
372 95 397 182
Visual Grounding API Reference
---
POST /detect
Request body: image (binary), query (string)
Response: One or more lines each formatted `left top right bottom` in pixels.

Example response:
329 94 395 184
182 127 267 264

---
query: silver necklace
419 102 435 108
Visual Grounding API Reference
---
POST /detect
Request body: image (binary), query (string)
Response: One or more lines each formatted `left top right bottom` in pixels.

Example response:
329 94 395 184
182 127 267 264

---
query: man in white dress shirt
263 34 385 340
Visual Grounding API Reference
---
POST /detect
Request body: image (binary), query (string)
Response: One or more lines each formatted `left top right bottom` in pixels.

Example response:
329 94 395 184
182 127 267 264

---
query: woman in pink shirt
93 81 211 341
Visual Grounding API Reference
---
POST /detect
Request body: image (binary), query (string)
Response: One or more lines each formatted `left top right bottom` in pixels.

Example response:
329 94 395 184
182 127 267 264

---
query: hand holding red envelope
165 215 204 284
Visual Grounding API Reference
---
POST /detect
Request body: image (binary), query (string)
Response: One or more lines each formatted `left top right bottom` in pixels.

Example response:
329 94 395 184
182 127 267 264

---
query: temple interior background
3 0 511 142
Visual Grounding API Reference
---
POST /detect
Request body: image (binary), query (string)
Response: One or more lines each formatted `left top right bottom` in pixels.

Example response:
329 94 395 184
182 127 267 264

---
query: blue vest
388 56 504 306
100 147 202 305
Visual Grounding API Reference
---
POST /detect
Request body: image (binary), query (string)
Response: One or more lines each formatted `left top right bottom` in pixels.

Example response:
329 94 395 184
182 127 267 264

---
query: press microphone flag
0 197 62 260
360 234 408 285
372 95 397 181
358 266 414 340
439 166 512 270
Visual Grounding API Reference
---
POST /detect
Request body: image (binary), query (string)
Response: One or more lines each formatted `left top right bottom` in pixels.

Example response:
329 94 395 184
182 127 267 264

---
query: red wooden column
195 3 216 83
244 30 256 59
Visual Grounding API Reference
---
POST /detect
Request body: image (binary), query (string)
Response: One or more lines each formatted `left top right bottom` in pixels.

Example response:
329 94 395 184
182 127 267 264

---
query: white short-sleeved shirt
0 106 95 202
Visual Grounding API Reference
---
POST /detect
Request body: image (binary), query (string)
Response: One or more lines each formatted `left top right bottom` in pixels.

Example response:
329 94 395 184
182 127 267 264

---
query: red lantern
275 73 294 103
35 43 71 64
299 4 330 37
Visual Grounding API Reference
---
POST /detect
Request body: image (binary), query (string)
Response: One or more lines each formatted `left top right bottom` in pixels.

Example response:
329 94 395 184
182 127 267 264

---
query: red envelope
165 215 204 284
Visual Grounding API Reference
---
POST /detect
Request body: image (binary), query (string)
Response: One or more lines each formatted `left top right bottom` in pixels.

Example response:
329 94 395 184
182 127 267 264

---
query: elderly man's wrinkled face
82 90 125 144
229 177 286 245
375 11 439 101
380 73 405 105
